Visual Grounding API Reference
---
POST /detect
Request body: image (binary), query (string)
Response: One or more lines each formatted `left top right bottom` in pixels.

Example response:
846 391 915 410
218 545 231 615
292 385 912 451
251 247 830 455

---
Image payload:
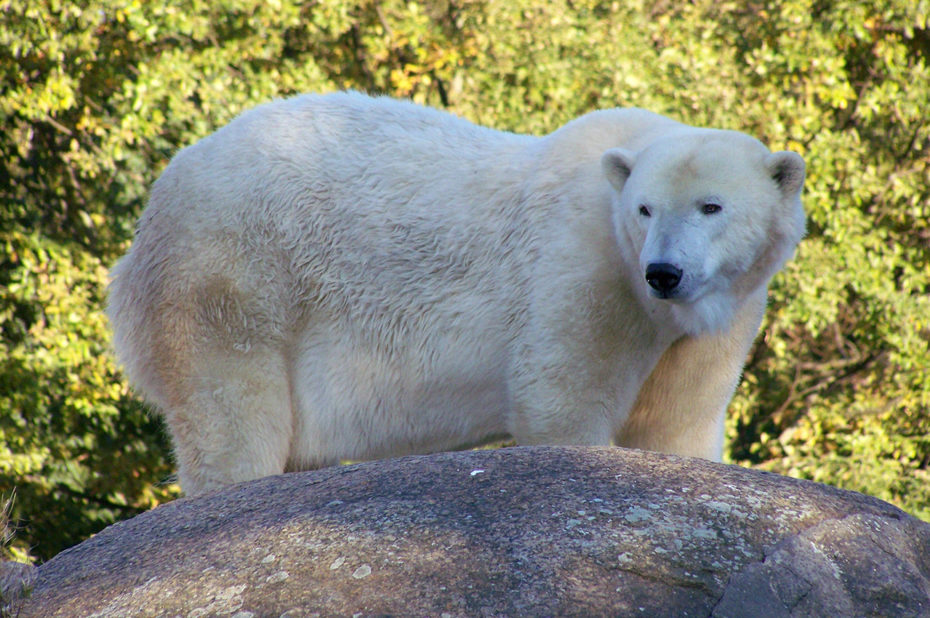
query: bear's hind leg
163 347 294 495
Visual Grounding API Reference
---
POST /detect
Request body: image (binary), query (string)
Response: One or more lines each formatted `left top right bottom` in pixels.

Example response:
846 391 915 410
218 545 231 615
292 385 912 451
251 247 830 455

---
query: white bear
107 91 805 495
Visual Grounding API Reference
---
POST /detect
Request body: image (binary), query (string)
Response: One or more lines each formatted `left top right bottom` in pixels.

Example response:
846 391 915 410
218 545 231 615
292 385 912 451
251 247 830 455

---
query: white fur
107 92 805 494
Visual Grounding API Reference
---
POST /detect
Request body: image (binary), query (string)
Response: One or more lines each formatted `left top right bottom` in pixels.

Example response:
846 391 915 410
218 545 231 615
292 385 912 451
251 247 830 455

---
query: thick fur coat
108 92 805 494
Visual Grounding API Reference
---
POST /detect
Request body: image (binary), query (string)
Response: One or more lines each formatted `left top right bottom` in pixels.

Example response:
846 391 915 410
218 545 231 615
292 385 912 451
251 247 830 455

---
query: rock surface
18 446 930 617
1 559 37 615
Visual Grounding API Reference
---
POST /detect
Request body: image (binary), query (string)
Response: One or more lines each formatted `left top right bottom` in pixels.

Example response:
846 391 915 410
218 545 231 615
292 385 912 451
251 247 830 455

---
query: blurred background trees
2 0 927 562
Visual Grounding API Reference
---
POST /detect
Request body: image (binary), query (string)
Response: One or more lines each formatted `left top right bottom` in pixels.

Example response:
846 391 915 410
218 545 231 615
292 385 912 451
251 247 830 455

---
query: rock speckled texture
19 447 930 616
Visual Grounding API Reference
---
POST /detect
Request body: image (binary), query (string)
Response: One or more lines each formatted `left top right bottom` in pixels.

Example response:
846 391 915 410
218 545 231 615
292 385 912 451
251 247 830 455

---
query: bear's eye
701 203 723 215
638 205 651 217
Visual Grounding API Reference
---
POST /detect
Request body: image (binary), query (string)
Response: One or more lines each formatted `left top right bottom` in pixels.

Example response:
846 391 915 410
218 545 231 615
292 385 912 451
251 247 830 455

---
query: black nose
645 263 682 294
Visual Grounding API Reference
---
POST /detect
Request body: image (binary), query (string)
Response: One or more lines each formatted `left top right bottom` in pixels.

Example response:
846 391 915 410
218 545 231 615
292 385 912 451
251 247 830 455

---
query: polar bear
107 91 805 495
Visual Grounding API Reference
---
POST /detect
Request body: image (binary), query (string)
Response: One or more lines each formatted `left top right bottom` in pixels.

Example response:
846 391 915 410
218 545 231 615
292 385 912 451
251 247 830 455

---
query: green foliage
1 0 927 560
717 0 930 520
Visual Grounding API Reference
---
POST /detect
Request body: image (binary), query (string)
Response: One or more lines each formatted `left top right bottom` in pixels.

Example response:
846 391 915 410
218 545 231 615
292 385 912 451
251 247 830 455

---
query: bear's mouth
649 288 690 302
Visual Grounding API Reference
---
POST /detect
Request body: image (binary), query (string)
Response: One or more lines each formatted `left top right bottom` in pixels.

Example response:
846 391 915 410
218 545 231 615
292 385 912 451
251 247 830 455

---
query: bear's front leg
505 298 637 448
507 373 617 448
616 289 768 461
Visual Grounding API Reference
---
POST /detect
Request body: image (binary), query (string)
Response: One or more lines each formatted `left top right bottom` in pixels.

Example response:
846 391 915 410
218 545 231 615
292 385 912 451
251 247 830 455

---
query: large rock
18 447 930 617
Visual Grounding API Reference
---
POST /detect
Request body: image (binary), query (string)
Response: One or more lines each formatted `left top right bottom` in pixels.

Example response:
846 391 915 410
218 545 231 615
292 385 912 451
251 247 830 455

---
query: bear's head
601 129 805 335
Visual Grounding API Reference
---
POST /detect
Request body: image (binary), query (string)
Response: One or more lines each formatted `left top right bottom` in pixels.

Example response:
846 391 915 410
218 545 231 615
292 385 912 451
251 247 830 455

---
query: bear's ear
601 148 637 193
766 151 806 197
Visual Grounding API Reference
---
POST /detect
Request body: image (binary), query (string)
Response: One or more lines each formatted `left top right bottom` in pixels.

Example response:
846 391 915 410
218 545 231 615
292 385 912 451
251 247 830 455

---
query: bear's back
145 92 538 234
